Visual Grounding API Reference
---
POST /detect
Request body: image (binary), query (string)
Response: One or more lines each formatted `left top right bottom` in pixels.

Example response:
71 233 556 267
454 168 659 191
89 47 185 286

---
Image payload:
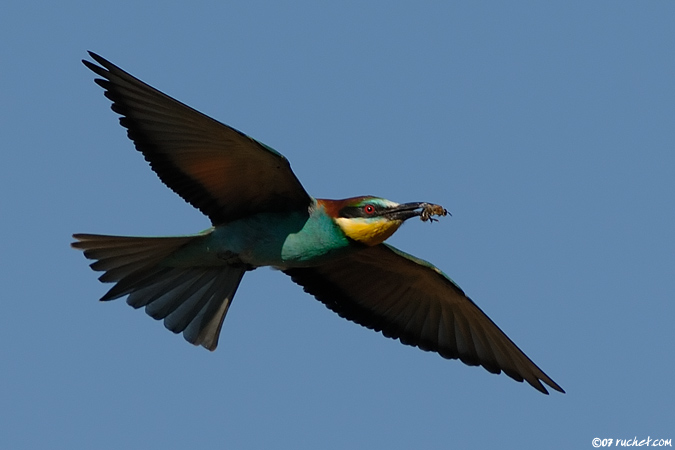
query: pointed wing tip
82 57 110 82
82 52 121 83
526 373 565 395
82 59 99 74
84 51 106 66
71 233 98 249
466 353 564 395
546 380 566 394
531 379 551 395
528 362 565 394
71 234 85 249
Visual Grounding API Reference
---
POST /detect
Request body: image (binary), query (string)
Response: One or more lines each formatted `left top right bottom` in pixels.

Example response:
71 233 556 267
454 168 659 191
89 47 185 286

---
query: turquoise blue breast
191 202 353 268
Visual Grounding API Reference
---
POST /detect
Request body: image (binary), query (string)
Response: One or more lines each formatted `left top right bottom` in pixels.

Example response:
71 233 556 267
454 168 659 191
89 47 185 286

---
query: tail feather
184 277 239 349
72 233 246 351
144 270 210 318
161 274 224 330
102 266 174 299
127 268 201 309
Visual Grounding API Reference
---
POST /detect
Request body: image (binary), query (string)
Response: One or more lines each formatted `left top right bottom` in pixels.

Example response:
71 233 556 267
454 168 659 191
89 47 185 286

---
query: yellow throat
335 217 404 246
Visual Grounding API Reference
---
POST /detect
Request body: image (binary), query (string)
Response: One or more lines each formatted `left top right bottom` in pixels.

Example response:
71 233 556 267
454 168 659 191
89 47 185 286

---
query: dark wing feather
84 52 311 224
284 243 564 394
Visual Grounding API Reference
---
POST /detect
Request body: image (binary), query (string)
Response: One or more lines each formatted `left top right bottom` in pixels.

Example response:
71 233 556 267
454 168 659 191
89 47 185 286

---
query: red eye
364 204 375 214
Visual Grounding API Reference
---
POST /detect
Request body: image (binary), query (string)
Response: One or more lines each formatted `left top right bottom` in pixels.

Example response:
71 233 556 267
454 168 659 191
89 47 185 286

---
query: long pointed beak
385 202 449 222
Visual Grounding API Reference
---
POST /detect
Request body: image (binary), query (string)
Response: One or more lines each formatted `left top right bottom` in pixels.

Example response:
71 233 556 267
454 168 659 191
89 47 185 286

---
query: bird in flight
73 52 564 395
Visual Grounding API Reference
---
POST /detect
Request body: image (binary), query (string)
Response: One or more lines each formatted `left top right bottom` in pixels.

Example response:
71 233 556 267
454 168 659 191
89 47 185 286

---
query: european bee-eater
73 52 564 395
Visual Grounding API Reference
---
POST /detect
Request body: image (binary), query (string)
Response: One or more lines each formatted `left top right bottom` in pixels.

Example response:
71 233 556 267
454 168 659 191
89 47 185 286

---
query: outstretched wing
284 243 564 394
84 52 312 224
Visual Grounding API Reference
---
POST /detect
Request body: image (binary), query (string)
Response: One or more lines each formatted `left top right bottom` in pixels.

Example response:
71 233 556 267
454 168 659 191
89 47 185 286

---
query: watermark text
592 437 672 447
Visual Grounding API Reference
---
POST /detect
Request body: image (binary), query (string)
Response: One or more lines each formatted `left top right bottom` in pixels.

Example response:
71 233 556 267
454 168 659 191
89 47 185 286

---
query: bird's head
319 196 448 246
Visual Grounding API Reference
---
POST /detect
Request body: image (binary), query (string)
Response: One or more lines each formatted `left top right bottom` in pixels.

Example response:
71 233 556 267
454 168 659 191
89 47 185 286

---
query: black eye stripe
339 204 383 218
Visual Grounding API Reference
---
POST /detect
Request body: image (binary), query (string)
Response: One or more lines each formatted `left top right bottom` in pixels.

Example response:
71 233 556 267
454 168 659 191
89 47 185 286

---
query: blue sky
2 2 674 449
